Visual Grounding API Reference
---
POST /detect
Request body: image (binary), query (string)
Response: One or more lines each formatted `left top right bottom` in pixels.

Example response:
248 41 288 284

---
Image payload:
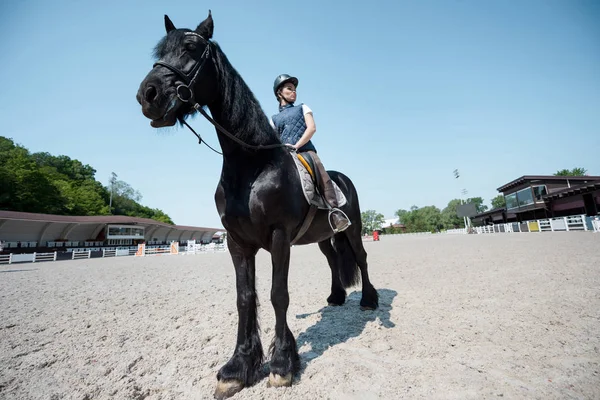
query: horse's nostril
144 85 158 103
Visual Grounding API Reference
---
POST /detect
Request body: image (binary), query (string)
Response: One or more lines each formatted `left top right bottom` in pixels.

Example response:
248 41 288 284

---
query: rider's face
280 83 296 103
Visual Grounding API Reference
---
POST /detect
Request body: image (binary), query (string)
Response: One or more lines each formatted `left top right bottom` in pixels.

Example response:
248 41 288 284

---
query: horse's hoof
328 302 342 307
360 306 376 311
214 379 244 399
267 372 292 388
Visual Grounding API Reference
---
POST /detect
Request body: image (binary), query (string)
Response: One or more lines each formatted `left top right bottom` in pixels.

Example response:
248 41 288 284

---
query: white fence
185 240 227 254
593 219 600 233
72 250 91 260
444 214 597 235
0 252 58 264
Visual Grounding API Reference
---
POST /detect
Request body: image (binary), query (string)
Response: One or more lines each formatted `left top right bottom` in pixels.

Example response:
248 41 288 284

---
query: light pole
453 169 469 230
109 172 117 214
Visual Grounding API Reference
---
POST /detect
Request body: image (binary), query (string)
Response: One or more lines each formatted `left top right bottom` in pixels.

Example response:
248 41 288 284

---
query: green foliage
396 205 443 233
441 199 463 229
361 209 385 234
554 167 587 176
0 136 173 224
395 209 408 225
490 194 506 209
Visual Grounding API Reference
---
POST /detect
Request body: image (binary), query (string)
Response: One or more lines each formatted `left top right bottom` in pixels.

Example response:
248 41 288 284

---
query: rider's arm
294 108 316 149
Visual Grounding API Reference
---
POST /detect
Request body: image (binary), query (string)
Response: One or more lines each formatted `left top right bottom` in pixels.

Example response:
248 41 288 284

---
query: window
108 239 133 245
533 185 547 201
106 225 145 239
505 193 518 209
517 187 534 207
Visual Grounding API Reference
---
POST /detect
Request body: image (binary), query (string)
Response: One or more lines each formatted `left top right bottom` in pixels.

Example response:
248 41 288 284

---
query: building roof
543 180 600 200
0 210 223 246
471 207 506 219
496 175 600 192
0 210 222 232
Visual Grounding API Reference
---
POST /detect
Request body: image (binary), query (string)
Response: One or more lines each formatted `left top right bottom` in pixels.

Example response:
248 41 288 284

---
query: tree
554 167 587 176
361 210 385 234
441 199 463 229
0 136 174 224
400 205 442 233
395 209 408 224
490 195 506 209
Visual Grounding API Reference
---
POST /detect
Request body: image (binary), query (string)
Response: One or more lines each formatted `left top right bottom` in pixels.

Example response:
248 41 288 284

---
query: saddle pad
292 153 347 210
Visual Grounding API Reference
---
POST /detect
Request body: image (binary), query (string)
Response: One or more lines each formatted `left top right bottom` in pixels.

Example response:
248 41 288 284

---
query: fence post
87 250 91 258
583 215 588 231
9 253 12 264
564 217 569 231
32 252 37 263
53 251 57 261
72 251 75 260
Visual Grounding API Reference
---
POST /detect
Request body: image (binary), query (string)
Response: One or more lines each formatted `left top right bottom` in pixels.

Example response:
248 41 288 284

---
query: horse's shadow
293 288 397 376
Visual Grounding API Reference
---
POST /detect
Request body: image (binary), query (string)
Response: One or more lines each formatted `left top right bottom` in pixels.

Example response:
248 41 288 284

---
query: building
473 175 600 225
0 210 222 254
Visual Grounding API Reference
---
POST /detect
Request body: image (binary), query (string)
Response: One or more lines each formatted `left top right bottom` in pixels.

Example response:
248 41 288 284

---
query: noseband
152 32 211 104
151 31 287 154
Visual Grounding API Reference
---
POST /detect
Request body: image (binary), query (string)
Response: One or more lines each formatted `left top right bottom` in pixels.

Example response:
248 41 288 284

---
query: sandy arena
1 233 599 400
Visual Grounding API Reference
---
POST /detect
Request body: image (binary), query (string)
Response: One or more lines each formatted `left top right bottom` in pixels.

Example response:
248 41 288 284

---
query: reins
154 31 288 155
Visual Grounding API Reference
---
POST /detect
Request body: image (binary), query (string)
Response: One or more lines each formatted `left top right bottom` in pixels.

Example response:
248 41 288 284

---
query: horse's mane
211 41 280 146
152 30 280 146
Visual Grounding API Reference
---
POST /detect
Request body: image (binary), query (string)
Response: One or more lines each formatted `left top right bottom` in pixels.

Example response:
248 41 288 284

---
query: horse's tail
333 233 361 288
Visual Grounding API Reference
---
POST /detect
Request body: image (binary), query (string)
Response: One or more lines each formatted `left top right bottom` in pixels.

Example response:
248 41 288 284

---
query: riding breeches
302 150 339 209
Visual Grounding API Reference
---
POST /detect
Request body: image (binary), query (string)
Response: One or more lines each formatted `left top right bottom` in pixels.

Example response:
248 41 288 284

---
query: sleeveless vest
271 103 317 153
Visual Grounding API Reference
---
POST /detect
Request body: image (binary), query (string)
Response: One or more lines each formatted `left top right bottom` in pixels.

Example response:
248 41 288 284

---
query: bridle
152 31 287 155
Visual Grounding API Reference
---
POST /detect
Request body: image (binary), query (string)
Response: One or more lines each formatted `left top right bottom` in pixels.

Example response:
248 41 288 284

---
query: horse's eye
185 43 197 52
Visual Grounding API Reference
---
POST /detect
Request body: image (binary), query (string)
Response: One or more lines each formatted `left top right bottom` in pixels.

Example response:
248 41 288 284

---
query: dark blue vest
271 103 317 153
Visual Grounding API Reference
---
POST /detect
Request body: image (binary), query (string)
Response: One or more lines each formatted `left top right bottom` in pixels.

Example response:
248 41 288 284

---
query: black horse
136 11 378 399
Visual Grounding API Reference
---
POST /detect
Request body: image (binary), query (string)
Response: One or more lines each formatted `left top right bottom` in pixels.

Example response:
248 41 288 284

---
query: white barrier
466 214 593 235
445 228 467 235
72 250 91 260
593 218 600 233
185 240 227 254
135 242 180 257
103 249 117 257
0 254 13 264
34 252 57 262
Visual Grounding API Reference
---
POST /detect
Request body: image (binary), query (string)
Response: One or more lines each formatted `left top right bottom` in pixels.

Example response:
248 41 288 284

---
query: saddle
293 153 347 210
290 152 348 245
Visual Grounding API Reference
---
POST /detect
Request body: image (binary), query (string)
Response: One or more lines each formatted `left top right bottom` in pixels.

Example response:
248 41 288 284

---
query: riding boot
307 151 351 233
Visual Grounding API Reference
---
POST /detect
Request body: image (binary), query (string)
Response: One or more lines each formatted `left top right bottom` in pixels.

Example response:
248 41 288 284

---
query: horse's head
136 11 217 128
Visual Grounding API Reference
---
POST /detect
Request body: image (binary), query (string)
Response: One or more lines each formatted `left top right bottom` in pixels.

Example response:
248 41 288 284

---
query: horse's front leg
214 239 263 400
267 229 300 387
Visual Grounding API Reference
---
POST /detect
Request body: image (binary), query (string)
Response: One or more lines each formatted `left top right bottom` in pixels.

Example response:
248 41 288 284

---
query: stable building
0 210 222 253
473 175 600 225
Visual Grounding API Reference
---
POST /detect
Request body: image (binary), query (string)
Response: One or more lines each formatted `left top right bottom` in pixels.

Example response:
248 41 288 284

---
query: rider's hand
285 144 297 151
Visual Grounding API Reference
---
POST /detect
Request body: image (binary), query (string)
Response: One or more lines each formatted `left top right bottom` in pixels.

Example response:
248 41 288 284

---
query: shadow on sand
294 288 397 375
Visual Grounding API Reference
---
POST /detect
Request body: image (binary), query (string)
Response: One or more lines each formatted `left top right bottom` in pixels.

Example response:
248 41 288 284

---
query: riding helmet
273 74 298 97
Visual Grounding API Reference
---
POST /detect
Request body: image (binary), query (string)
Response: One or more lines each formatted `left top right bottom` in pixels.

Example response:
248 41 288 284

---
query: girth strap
291 204 318 245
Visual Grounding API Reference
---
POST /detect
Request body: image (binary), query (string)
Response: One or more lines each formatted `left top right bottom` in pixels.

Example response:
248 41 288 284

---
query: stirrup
328 208 351 233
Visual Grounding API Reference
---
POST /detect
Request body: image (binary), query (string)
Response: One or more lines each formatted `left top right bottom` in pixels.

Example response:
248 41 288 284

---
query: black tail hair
333 233 361 288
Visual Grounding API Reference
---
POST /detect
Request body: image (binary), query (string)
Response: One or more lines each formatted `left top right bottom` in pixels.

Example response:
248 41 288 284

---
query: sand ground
1 233 599 400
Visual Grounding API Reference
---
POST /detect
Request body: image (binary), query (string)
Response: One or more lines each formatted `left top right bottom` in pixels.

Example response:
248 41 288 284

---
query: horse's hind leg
345 226 379 310
318 238 347 306
214 239 263 400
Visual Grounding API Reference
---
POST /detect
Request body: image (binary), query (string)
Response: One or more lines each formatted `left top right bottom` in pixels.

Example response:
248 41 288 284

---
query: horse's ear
164 15 176 33
195 10 213 39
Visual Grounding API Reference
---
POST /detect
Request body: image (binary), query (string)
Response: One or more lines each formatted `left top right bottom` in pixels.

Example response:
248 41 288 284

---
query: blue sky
1 0 599 229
